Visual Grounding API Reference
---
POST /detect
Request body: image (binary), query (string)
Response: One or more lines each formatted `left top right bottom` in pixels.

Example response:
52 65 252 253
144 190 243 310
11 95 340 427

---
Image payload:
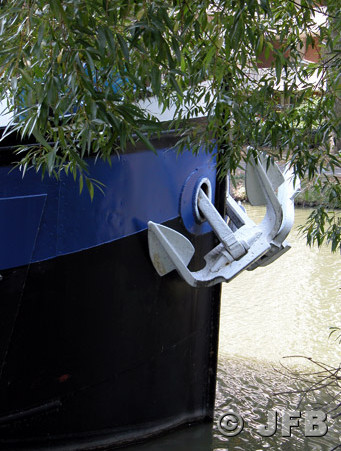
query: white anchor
148 153 300 287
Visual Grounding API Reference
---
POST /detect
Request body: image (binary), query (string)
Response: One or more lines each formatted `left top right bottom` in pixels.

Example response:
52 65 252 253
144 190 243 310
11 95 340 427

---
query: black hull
0 128 225 449
0 217 222 450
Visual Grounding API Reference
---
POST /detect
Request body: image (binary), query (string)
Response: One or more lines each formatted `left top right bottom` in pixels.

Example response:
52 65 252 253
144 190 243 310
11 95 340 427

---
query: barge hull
0 134 223 449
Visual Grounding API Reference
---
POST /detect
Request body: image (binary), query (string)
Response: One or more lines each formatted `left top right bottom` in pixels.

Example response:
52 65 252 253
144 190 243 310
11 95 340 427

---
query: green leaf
47 146 57 175
151 66 161 93
275 58 282 83
86 177 94 200
79 173 84 194
117 33 130 62
104 27 116 56
203 46 216 68
135 130 156 153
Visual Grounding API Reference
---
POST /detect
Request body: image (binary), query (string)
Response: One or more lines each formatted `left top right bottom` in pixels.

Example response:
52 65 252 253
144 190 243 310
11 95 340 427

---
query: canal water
120 207 340 451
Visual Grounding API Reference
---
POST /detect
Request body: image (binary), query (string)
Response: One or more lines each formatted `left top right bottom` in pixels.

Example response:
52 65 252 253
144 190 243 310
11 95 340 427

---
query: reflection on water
119 207 340 450
220 207 341 367
214 357 340 451
214 206 340 450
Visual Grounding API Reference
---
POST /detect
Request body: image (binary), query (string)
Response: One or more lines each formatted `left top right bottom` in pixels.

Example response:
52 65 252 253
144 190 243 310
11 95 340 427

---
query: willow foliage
0 0 340 249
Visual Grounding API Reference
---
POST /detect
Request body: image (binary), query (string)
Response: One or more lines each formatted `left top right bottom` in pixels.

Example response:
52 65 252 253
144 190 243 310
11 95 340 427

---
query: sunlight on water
219 207 341 368
214 356 340 451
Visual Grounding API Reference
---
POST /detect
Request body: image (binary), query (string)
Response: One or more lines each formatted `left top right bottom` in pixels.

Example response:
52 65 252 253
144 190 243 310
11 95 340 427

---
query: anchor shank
197 189 246 260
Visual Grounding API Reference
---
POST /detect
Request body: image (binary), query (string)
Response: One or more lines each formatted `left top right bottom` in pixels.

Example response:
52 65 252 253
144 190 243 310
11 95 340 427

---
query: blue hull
0 133 223 449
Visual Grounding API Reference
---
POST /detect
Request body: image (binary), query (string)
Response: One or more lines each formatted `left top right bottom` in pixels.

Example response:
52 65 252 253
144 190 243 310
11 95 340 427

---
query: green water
213 206 340 451
219 206 340 367
121 207 341 450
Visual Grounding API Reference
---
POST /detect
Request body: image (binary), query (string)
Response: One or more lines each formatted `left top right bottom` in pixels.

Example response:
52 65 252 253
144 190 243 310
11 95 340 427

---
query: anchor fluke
148 222 194 276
